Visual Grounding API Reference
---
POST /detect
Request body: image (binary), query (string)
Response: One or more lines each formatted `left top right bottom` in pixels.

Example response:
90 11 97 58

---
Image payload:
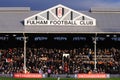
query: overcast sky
0 0 120 10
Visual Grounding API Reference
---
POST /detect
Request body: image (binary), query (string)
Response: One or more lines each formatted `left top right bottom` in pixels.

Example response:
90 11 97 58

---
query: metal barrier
110 74 120 78
0 74 13 77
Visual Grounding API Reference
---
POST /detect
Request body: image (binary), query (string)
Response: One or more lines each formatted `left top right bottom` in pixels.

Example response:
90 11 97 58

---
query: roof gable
24 4 96 26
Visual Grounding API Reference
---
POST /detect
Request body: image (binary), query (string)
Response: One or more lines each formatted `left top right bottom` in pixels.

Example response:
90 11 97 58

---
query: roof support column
94 33 97 70
23 33 27 73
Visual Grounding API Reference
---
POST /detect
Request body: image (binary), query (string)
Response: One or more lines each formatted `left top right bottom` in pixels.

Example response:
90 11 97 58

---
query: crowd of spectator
0 47 120 74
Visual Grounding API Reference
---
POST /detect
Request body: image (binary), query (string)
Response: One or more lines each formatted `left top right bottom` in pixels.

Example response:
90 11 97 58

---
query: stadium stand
0 47 120 74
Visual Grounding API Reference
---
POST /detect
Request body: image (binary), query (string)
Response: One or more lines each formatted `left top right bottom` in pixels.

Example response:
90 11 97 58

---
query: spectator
47 68 51 77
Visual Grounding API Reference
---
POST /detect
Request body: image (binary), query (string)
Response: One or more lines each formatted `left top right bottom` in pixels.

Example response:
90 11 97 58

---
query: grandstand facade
0 4 120 75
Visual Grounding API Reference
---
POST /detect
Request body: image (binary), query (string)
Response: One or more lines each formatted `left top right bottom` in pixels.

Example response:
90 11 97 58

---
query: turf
0 77 120 80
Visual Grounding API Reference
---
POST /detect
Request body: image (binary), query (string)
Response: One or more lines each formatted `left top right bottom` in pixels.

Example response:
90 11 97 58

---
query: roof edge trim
0 7 30 12
90 7 120 12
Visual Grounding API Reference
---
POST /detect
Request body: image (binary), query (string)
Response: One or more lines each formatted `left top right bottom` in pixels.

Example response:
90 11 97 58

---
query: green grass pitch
0 77 120 80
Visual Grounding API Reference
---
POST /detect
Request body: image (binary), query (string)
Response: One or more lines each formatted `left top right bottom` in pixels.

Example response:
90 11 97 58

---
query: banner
77 74 109 78
14 73 43 78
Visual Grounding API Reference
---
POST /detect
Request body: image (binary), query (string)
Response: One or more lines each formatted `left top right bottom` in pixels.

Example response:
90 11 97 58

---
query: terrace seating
0 47 120 74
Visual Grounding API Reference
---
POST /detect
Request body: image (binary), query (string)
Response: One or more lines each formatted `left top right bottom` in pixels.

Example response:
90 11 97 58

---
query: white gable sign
24 4 96 26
